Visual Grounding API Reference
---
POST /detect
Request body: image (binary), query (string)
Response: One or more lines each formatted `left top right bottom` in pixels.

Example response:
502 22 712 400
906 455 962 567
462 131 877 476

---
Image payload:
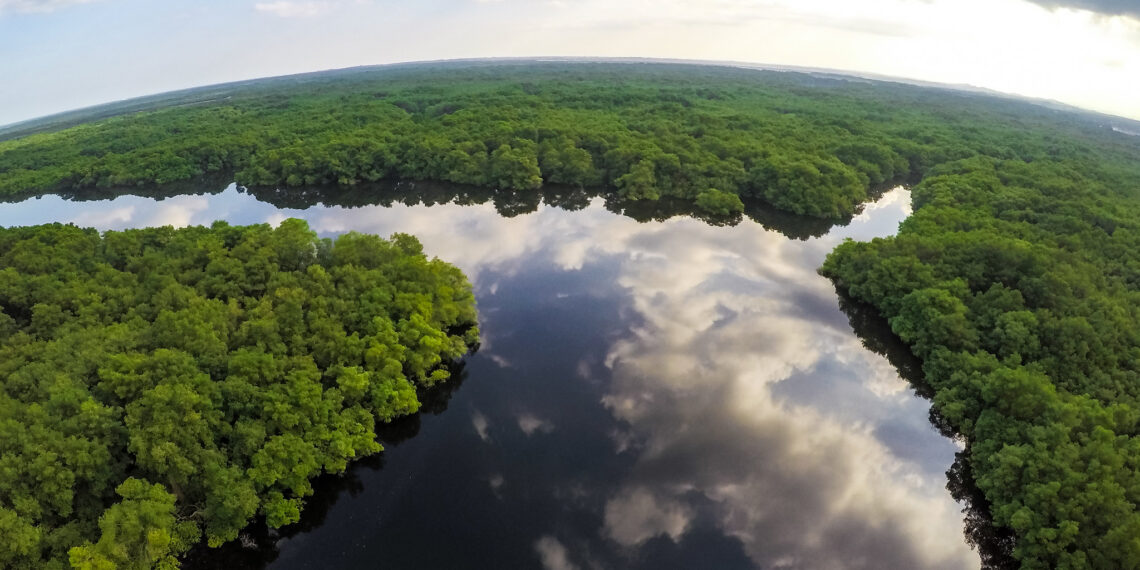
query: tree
489 143 542 190
694 188 744 216
0 220 479 568
68 479 198 570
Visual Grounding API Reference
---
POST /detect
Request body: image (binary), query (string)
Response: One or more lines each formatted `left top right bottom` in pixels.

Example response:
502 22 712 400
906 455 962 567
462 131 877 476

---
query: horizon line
3 56 1138 134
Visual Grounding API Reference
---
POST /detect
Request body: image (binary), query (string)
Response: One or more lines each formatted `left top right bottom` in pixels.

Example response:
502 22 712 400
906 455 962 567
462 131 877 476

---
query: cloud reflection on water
576 192 972 569
304 187 972 569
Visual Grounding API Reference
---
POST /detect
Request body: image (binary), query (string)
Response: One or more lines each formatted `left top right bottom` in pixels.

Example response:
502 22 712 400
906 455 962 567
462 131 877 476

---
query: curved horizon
2 56 1136 136
2 0 1138 126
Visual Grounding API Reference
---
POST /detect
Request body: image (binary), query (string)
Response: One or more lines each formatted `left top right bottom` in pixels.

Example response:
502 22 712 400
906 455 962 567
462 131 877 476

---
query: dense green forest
0 220 478 568
822 156 1140 568
4 61 1140 568
2 62 1134 220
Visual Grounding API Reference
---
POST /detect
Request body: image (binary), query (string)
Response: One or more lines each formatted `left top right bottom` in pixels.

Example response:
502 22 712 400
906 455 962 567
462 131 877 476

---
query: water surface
0 185 979 569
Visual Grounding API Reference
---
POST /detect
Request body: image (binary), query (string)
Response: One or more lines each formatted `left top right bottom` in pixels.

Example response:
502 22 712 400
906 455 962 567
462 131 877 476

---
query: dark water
0 184 982 569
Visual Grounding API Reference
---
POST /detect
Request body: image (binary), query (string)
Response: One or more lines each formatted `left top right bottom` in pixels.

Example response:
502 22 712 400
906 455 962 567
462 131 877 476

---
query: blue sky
2 0 1139 125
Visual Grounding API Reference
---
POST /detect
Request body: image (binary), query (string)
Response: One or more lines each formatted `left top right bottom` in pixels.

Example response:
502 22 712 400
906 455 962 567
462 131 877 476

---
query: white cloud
604 488 693 546
70 205 135 228
471 410 491 442
475 0 1139 119
254 1 332 18
264 212 289 227
252 0 371 18
36 194 212 232
141 196 211 229
290 182 972 568
489 473 505 492
486 353 513 368
0 0 92 15
221 185 971 567
534 536 580 570
589 190 977 569
517 413 554 436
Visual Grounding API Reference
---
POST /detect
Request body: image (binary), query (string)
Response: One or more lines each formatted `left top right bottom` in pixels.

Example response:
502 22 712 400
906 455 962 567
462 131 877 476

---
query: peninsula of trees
4 61 1140 568
0 220 478 568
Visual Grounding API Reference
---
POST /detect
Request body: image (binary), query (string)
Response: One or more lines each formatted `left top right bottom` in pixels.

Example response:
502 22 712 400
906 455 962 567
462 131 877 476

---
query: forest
822 155 1140 569
3 62 1134 221
3 61 1140 568
0 220 478 568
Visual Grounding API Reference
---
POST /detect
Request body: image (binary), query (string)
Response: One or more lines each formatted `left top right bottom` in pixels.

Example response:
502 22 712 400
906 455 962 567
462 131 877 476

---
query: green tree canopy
0 220 478 569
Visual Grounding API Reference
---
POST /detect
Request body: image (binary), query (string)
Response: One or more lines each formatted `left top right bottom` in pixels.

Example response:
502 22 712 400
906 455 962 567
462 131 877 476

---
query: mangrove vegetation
4 62 1135 221
3 61 1140 568
0 220 478 568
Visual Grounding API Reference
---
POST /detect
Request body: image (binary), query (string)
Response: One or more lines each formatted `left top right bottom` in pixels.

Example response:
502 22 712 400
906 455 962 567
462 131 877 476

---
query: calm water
0 185 981 569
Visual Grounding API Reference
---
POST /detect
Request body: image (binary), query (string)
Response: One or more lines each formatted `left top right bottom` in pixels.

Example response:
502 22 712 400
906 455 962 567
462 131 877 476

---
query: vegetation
4 61 1140 568
0 220 478 568
2 61 1131 221
694 188 745 216
823 154 1140 568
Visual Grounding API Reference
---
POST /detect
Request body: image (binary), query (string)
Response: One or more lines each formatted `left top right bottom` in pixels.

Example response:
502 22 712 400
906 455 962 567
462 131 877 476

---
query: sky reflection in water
0 186 978 569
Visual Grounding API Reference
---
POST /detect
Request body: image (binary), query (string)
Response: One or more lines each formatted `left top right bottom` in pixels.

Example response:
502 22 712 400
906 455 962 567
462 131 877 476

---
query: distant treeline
0 220 478 569
5 62 1140 569
3 62 1132 220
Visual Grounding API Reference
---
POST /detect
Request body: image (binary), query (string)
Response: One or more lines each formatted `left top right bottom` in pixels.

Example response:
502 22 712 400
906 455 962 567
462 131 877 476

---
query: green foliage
823 153 1140 569
0 220 477 568
489 142 542 190
746 153 867 218
68 478 198 570
694 188 744 216
11 61 1124 220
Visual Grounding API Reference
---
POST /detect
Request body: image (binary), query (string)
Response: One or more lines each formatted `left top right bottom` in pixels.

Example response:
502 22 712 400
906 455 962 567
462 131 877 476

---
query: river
0 183 983 569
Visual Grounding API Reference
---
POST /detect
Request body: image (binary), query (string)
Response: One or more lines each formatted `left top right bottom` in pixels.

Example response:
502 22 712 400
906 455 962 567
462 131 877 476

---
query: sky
1 0 1139 125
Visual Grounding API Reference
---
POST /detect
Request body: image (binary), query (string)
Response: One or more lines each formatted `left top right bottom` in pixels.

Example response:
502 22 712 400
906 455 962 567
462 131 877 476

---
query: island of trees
3 61 1140 568
0 220 478 568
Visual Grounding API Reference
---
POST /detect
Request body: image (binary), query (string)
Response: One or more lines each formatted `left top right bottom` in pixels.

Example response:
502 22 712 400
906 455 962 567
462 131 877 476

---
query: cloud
254 1 332 18
517 413 555 436
588 189 977 569
488 473 504 491
272 185 970 567
0 0 91 15
141 196 211 229
533 536 580 570
471 410 491 442
486 353 513 368
56 194 210 231
603 488 692 546
70 205 135 228
1023 0 1140 19
252 0 372 18
532 0 919 38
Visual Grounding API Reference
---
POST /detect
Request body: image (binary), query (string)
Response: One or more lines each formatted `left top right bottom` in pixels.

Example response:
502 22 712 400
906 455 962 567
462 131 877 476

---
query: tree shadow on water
947 451 1019 570
239 180 855 239
835 289 1017 569
0 171 236 205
